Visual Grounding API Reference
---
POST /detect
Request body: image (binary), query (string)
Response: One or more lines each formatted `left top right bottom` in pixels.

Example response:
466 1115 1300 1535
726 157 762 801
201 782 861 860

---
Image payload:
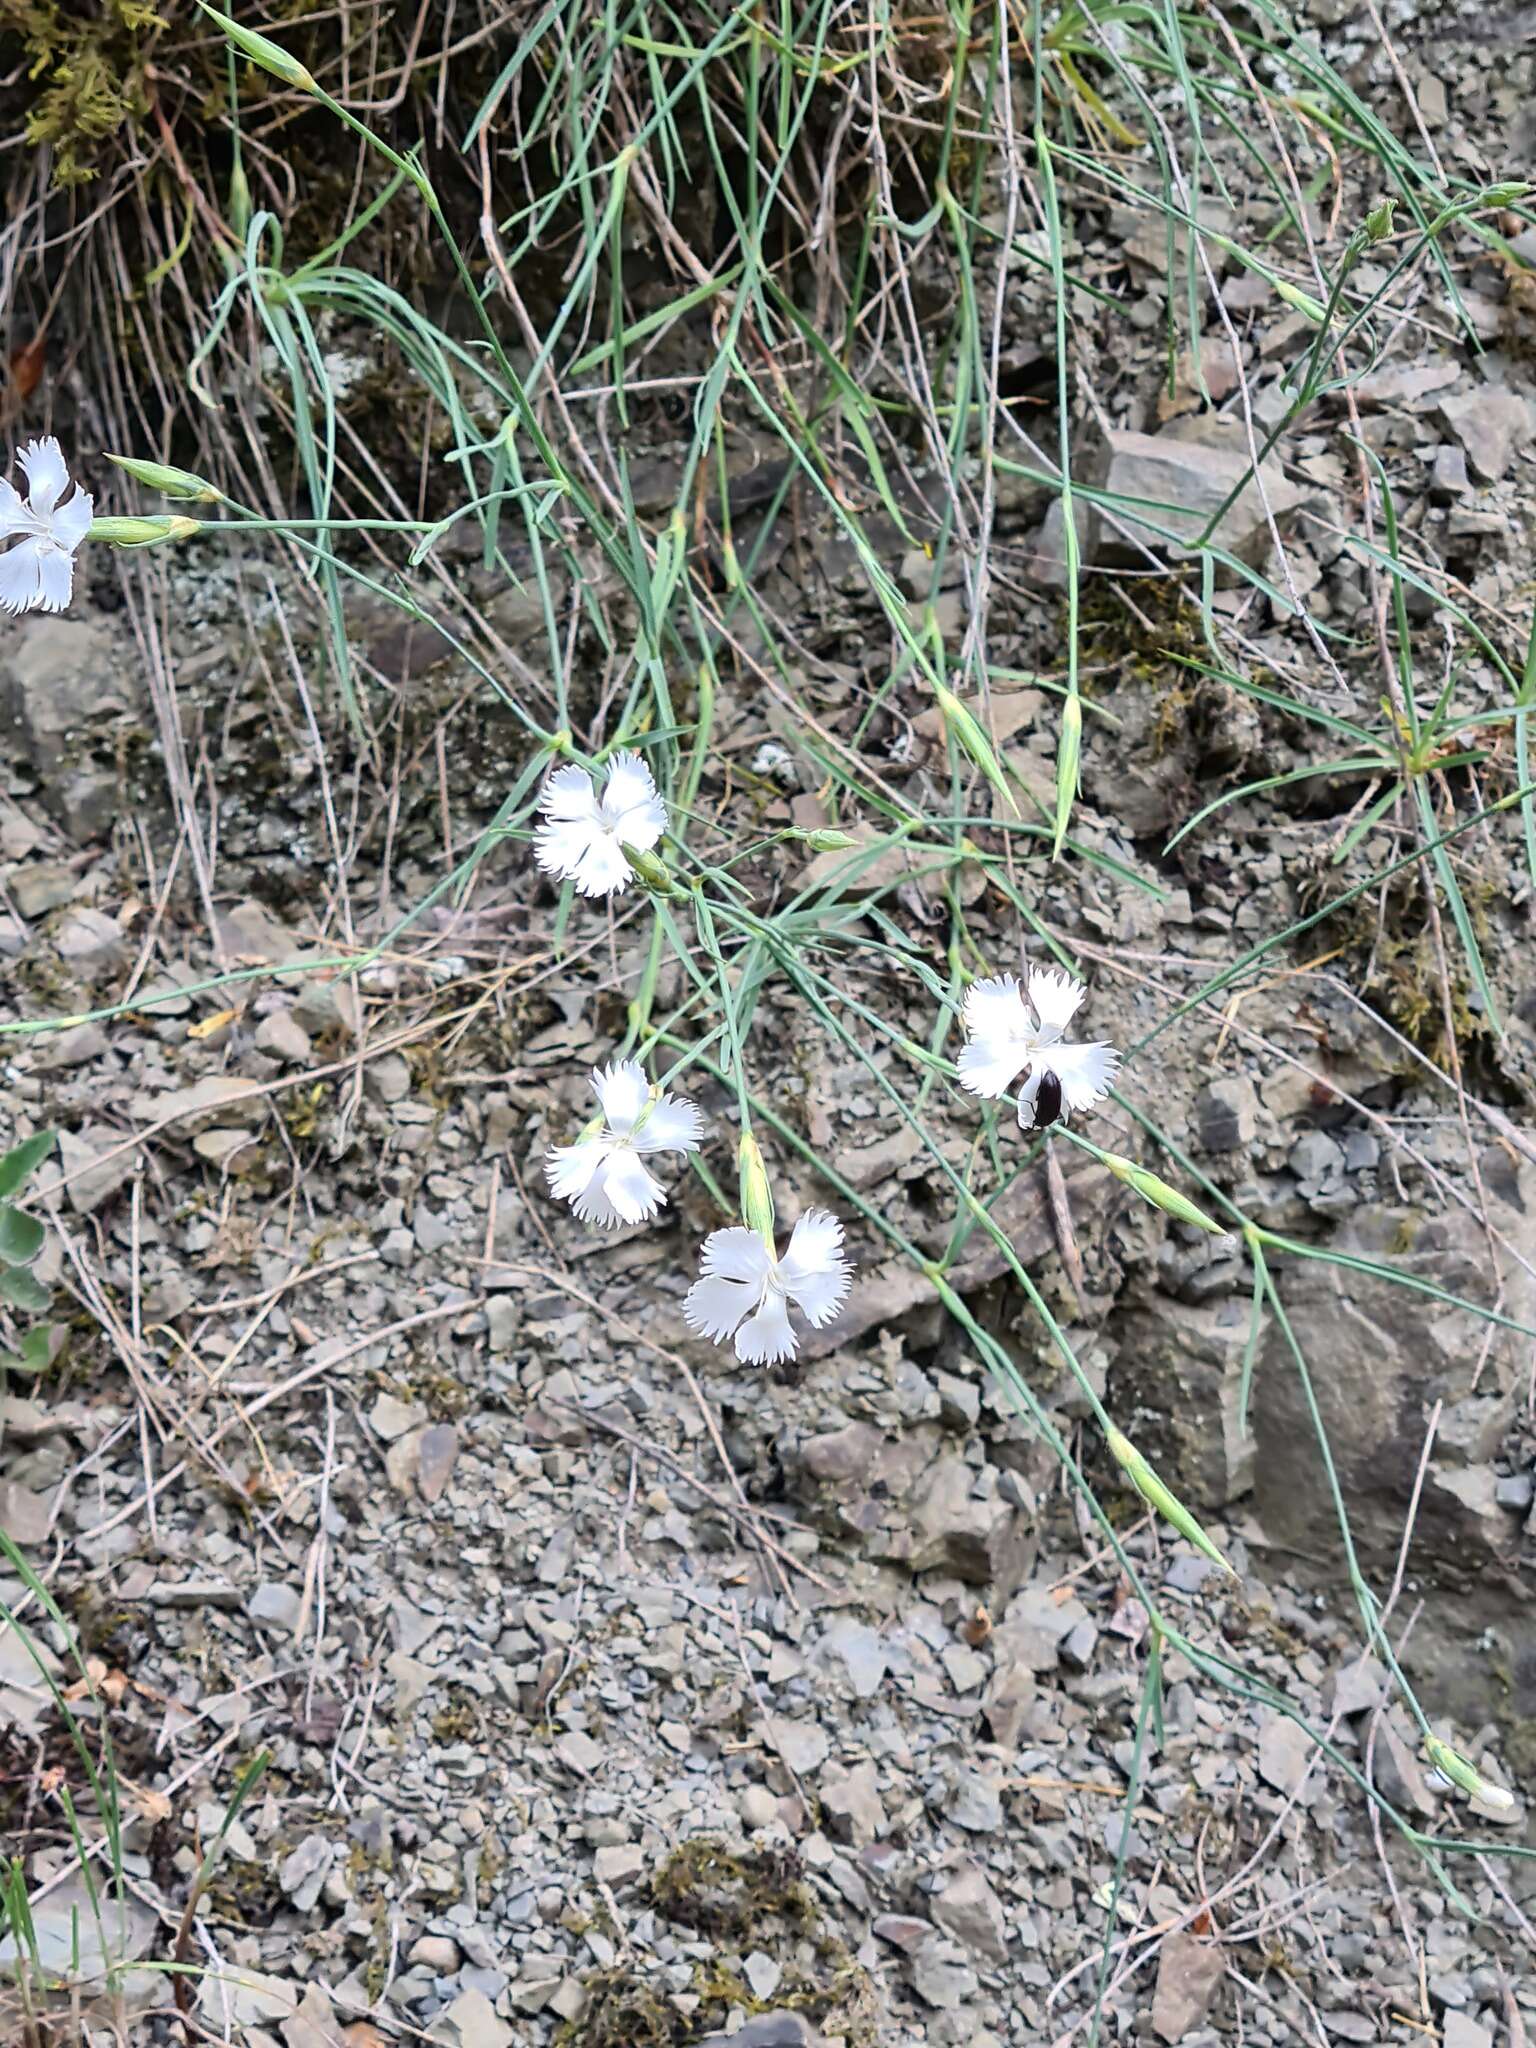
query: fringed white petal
1048 1040 1120 1115
962 973 1032 1047
957 1036 1030 1100
545 1140 608 1203
34 546 74 613
49 488 93 553
1026 965 1086 1041
592 1058 649 1136
18 437 69 518
631 1092 703 1154
568 833 633 897
734 1292 798 1364
600 751 663 831
539 763 604 823
698 1226 775 1286
683 1273 758 1344
579 1148 663 1226
782 1209 852 1328
783 1262 848 1328
0 539 45 615
0 476 32 537
533 815 600 880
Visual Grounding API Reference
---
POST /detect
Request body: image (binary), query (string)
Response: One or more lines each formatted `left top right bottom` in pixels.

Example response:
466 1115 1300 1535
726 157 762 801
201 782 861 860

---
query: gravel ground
5 0 1536 2043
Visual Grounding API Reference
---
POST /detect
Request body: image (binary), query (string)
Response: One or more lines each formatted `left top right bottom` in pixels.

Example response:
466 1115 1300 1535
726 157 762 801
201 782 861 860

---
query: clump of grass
568 1839 876 2048
1 0 162 185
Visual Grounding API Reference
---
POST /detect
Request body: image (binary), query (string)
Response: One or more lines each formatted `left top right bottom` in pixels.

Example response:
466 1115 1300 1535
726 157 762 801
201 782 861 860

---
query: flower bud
229 157 252 237
1362 198 1395 243
106 454 223 502
1053 691 1082 856
1103 1154 1222 1233
1481 181 1530 208
1272 279 1327 324
622 844 679 895
934 682 1019 817
738 1131 776 1244
1105 1424 1235 1575
792 829 861 853
1424 1736 1516 1811
198 3 318 91
87 515 202 548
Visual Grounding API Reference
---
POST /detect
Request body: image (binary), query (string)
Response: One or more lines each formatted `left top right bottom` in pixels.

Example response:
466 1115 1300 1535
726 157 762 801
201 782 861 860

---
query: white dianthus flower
545 1058 702 1227
957 966 1119 1130
684 1210 852 1365
532 751 666 898
0 438 92 617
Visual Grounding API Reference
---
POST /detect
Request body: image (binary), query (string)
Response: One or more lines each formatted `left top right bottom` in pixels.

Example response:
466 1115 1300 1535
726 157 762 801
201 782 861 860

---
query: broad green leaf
0 1268 50 1315
0 1206 45 1268
1 1326 52 1376
0 1132 54 1200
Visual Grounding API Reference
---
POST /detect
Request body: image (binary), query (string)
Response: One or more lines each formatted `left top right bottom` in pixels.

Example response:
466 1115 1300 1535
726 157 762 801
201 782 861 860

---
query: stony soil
5 2 1536 2045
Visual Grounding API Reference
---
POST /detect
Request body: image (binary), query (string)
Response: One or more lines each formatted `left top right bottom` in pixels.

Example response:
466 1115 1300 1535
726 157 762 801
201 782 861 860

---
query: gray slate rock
931 1862 1009 1963
1096 418 1302 568
1153 1930 1226 2043
1439 387 1533 482
695 2015 823 2048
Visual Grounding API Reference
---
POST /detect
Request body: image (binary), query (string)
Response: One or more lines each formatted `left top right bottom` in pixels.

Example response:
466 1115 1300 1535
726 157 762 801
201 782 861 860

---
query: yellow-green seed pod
622 844 679 896
106 455 223 503
793 828 860 853
228 156 252 238
934 682 1019 817
1052 691 1082 858
650 508 688 613
738 1131 776 1246
1104 1424 1235 1576
1104 1154 1223 1234
1482 181 1531 207
1362 198 1395 244
198 3 318 91
1424 1736 1516 1811
1272 279 1328 324
87 515 202 547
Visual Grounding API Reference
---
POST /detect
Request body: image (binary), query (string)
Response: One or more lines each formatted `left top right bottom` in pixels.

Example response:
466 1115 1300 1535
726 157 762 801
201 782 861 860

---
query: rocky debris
1093 418 1302 568
696 2015 823 2048
0 1873 156 1990
1194 1074 1259 1151
294 974 360 1039
1152 1931 1227 2042
1430 442 1469 499
821 1759 886 1843
930 1863 1008 1963
129 1072 265 1131
254 1005 313 1063
1257 1713 1319 1801
8 861 80 919
249 1581 303 1633
906 1453 1035 1593
1371 1717 1438 1819
1111 1296 1256 1506
53 904 123 980
0 615 144 842
1251 1199 1530 1566
9 41 1536 2045
53 1123 133 1215
1438 385 1533 482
